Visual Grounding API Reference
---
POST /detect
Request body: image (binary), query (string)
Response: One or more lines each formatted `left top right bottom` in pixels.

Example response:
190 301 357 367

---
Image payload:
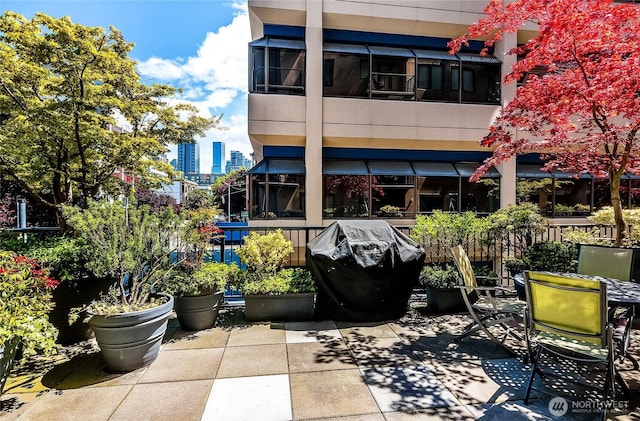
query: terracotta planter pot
174 292 224 331
244 293 316 322
88 295 173 372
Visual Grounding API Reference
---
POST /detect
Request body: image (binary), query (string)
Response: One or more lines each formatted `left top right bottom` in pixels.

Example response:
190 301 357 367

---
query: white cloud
137 57 185 80
138 2 252 173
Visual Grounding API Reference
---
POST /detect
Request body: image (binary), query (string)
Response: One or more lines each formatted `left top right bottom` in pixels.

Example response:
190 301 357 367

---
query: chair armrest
455 285 513 292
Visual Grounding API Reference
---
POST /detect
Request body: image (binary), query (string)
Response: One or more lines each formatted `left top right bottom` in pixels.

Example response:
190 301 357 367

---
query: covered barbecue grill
306 220 425 322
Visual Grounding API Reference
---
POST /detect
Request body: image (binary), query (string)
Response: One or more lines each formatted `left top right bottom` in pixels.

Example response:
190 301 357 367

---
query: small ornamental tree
0 12 220 227
450 0 640 245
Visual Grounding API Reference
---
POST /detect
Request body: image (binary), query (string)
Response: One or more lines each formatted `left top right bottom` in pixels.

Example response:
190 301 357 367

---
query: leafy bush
63 200 181 313
0 251 59 360
486 203 547 256
565 207 640 246
156 261 239 297
0 233 91 283
239 268 316 295
418 264 461 290
523 240 578 272
411 211 490 264
236 229 294 273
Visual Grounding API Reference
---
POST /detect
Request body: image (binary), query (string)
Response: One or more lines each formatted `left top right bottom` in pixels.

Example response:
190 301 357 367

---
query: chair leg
524 346 542 404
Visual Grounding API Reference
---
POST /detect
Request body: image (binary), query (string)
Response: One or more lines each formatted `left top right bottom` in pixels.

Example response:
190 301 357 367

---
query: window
323 175 371 217
516 164 593 217
249 159 305 219
321 160 499 219
249 38 305 95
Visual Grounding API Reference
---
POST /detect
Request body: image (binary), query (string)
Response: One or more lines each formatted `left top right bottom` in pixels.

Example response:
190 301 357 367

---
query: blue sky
1 0 252 173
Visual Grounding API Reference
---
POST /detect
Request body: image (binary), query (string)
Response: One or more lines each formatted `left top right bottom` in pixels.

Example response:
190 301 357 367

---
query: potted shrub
378 205 403 217
0 251 59 394
64 200 180 372
157 261 239 330
236 230 317 321
504 257 527 277
419 264 465 313
154 208 237 330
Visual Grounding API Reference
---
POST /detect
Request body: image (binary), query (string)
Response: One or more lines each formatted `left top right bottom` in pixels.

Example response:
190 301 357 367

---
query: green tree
0 12 220 226
183 189 216 211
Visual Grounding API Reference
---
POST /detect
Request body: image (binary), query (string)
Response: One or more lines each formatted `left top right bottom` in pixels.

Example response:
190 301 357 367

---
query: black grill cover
306 220 425 322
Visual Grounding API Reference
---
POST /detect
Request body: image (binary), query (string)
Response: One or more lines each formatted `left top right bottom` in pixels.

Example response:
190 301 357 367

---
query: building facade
177 142 200 174
227 150 252 172
247 0 626 226
212 141 226 175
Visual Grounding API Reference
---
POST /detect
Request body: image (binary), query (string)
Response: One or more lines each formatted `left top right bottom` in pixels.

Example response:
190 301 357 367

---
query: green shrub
239 268 316 295
411 211 490 264
156 261 239 297
523 240 578 272
236 229 294 273
419 264 461 290
0 233 91 282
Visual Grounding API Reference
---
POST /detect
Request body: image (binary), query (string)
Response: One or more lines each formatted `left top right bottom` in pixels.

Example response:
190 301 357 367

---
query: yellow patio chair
576 245 638 370
450 245 526 354
522 271 624 418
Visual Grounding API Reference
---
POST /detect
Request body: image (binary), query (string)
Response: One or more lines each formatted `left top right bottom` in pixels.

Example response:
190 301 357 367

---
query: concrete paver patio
1 304 639 420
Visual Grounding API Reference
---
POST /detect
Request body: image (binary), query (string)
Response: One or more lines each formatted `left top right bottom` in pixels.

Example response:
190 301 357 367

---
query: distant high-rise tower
227 150 249 172
212 141 225 174
177 142 199 174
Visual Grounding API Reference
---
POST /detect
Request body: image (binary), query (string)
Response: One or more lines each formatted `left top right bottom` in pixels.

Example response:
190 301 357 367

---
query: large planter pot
50 277 116 344
425 285 466 313
174 292 224 331
88 295 174 372
0 337 21 395
244 293 316 322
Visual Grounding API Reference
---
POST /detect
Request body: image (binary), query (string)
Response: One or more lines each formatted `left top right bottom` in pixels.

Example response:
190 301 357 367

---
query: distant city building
212 142 225 175
157 179 198 205
177 142 199 174
184 173 215 187
226 150 251 172
170 159 177 170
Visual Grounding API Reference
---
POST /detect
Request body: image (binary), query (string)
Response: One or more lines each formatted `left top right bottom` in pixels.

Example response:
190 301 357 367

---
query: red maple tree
450 0 640 245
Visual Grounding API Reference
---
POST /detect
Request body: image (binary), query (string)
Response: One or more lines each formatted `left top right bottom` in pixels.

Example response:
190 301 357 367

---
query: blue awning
412 162 457 176
517 164 592 179
324 159 369 175
517 164 553 178
268 38 305 49
249 159 305 174
412 49 456 60
367 46 415 58
457 52 501 64
367 160 415 175
455 163 500 178
324 43 369 54
250 38 305 49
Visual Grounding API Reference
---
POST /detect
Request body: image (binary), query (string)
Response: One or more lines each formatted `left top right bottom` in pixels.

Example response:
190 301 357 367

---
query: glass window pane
322 52 369 98
417 176 458 213
417 65 429 90
268 49 305 94
462 68 474 92
251 47 265 92
323 175 370 217
431 66 443 90
461 178 500 214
